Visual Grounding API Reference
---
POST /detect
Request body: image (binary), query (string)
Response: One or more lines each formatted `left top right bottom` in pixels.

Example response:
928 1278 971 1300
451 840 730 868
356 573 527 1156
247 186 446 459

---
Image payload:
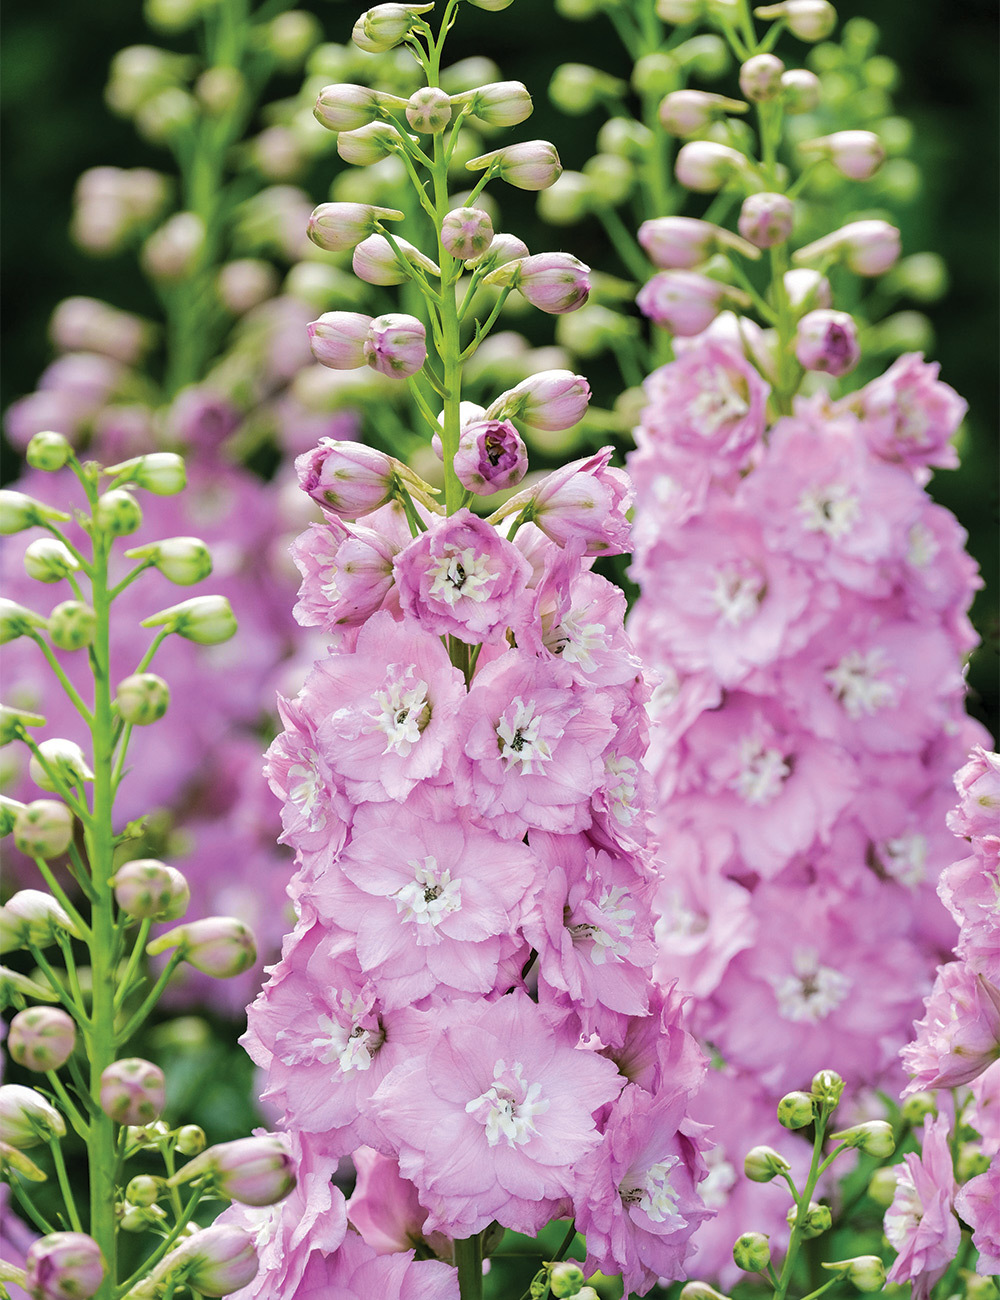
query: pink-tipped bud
149 1224 258 1297
487 369 591 431
313 82 383 132
114 673 170 726
25 1231 104 1300
364 313 427 379
514 446 632 556
794 219 901 276
406 86 452 134
352 233 439 286
0 1085 66 1148
171 1134 296 1206
783 267 832 311
801 130 884 181
8 1007 76 1073
141 212 205 282
467 140 562 191
491 251 591 314
352 4 434 53
675 141 748 192
738 192 794 248
441 207 494 261
739 53 784 102
454 81 533 129
336 121 402 167
99 1058 166 1126
295 439 395 517
638 216 760 269
659 90 747 138
1 889 82 952
112 859 190 921
795 309 860 376
755 0 836 41
146 916 257 978
12 801 74 860
637 270 736 335
307 311 374 370
307 202 404 253
468 231 530 273
781 67 821 112
454 419 528 495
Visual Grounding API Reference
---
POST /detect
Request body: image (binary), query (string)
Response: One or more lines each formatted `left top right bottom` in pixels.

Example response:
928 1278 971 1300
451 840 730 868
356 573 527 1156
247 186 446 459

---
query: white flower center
879 832 928 887
906 522 938 569
603 753 639 826
466 1059 549 1148
773 949 851 1024
700 1147 738 1210
657 889 709 940
825 648 898 719
496 697 553 774
310 994 382 1073
428 545 498 606
568 885 635 964
287 750 323 826
894 391 931 444
797 483 860 539
393 856 462 943
710 564 765 627
688 366 750 436
620 1154 684 1225
367 665 430 756
647 669 681 717
732 734 791 806
546 610 609 673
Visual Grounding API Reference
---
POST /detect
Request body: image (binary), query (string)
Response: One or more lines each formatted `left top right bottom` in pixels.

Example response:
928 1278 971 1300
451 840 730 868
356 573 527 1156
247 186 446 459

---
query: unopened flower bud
111 859 190 921
141 212 205 281
744 1145 790 1183
352 3 434 53
466 0 515 9
25 1231 104 1300
352 233 439 286
467 140 562 191
637 216 754 270
740 53 784 101
582 152 634 205
99 1058 166 1126
739 192 794 248
25 431 73 472
831 1120 895 1157
801 130 884 180
406 86 452 133
777 1090 815 1130
0 491 70 536
550 62 626 116
12 801 74 860
147 916 257 978
455 81 533 129
124 536 212 586
488 370 591 431
787 1200 832 1239
0 707 45 747
638 270 741 336
1 599 48 645
48 601 96 651
24 539 80 585
364 313 427 378
675 141 748 192
141 595 237 645
175 1123 207 1156
866 1166 897 1207
442 207 494 262
94 489 143 537
784 267 832 312
733 1232 771 1272
550 1261 587 1297
796 309 860 376
307 202 404 254
822 1256 886 1293
657 0 703 18
8 1007 76 1073
490 252 591 315
901 1091 936 1124
313 82 383 132
659 90 747 137
0 1138 48 1181
1 890 82 951
0 1085 66 1148
794 219 901 276
295 440 400 519
105 452 186 495
781 68 821 112
148 1223 258 1297
114 674 170 726
957 1143 990 1182
335 120 402 168
454 420 528 495
170 1134 296 1206
120 1202 167 1232
125 1175 162 1208
755 0 836 40
679 1286 730 1300
307 311 373 371
29 740 94 793
811 1069 845 1105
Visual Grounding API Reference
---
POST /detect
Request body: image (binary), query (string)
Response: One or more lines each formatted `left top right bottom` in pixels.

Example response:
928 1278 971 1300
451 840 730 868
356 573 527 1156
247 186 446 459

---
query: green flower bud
120 1202 167 1232
352 4 434 54
0 888 83 951
0 1084 66 1148
114 674 170 726
549 63 626 116
674 33 731 79
0 490 71 535
777 1090 815 1130
957 1144 990 1182
810 1069 845 1108
831 1120 895 1158
0 1138 48 1181
104 452 186 496
866 1166 897 1207
733 1232 771 1272
124 536 213 586
632 51 680 97
48 601 97 651
111 859 190 921
550 1261 586 1297
0 963 60 1008
886 252 948 304
787 1201 832 1239
25 431 73 472
12 799 75 859
24 538 81 584
126 1175 162 1207
901 1091 936 1125
0 599 48 645
175 1124 207 1156
0 705 46 747
263 9 322 66
95 489 143 537
28 739 95 792
141 595 237 645
822 1256 886 1293
556 0 605 17
679 1284 731 1300
537 172 593 226
582 153 634 205
744 1145 791 1182
597 116 655 161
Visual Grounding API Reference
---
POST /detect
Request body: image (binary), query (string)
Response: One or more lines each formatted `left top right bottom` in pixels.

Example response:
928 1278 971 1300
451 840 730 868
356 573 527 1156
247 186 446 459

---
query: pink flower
291 1232 459 1300
955 1166 1000 1276
295 439 395 519
394 509 531 644
348 1148 451 1259
453 418 527 495
454 650 616 840
854 353 966 470
948 745 1000 840
370 991 623 1237
901 961 1000 1092
512 447 632 556
939 847 1000 983
264 694 351 862
885 1115 961 1300
600 983 706 1101
969 1061 1000 1156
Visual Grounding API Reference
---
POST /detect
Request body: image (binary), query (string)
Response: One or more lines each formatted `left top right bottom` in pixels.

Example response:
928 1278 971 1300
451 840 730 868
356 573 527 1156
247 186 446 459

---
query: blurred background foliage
2 0 996 734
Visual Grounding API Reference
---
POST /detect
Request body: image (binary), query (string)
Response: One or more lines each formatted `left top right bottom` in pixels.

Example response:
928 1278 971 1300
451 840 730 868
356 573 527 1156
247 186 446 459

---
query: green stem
113 918 153 1011
454 1235 483 1300
25 943 88 1028
595 204 651 282
49 1136 84 1232
9 1177 56 1235
46 1069 90 1141
25 636 95 724
774 1112 829 1300
109 561 154 601
798 1275 845 1300
115 951 185 1046
33 857 91 939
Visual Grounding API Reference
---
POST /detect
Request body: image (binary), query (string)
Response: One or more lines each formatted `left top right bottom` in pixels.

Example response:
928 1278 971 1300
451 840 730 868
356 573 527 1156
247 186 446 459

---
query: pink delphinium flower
853 352 966 470
955 1164 1000 1276
519 447 633 556
901 961 1000 1092
885 1114 961 1300
947 745 1000 840
969 1061 1000 1157
348 1148 451 1259
290 1231 459 1300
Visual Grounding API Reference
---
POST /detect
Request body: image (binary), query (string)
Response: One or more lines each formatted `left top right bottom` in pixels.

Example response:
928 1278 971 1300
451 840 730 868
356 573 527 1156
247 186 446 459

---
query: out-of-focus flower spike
675 140 750 191
799 129 885 180
659 89 748 137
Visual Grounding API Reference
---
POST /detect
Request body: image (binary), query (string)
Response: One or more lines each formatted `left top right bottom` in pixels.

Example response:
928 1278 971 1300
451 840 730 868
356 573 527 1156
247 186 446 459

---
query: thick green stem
774 1113 828 1300
454 1235 483 1300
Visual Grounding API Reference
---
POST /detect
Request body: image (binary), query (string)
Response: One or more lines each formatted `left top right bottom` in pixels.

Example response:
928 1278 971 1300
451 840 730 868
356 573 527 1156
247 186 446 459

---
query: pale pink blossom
854 353 966 470
348 1148 451 1259
956 1165 1000 1275
885 1115 960 1300
948 745 1000 841
291 1232 459 1299
901 961 1000 1092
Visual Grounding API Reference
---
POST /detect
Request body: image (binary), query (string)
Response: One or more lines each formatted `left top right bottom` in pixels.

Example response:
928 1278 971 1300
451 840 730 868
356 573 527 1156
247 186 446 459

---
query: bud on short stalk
308 312 373 370
801 130 885 180
112 859 190 921
364 314 427 378
744 1145 791 1183
781 67 821 112
170 1134 296 1206
313 82 383 132
739 192 794 249
307 202 404 253
126 1175 162 1207
550 1261 587 1297
489 252 591 314
777 1090 815 1130
175 1124 207 1155
25 430 73 472
352 4 434 54
125 536 212 586
739 53 784 101
1 599 48 645
12 800 75 859
0 1085 66 1148
94 489 143 536
352 233 440 286
811 1069 845 1106
467 140 562 191
48 601 96 651
822 1256 886 1293
787 1200 831 1238
336 120 404 167
675 141 749 192
141 595 237 644
795 309 860 376
733 1232 771 1273
1 889 83 952
25 1231 105 1300
105 452 186 495
24 539 80 585
0 491 71 536
453 81 533 129
659 90 747 138
487 370 591 431
147 916 257 978
0 1139 47 1181
638 215 760 269
0 706 45 747
406 86 452 133
114 674 170 726
679 1285 731 1300
99 1058 166 1126
783 267 832 312
794 219 901 276
831 1120 895 1157
755 0 836 40
295 440 397 518
441 206 494 262
638 270 747 336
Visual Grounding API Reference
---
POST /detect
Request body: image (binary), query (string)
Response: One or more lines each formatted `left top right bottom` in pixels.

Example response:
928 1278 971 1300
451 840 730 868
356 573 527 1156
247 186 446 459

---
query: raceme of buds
25 430 73 472
8 1006 76 1072
744 1145 791 1182
28 739 95 792
141 595 237 644
0 490 71 535
295 440 396 517
114 673 170 725
822 1257 887 1293
788 1201 833 1239
94 488 143 536
795 309 860 376
441 206 495 262
363 313 428 378
739 53 784 102
487 369 591 431
452 81 533 129
105 452 186 495
146 916 257 978
336 120 404 167
306 202 404 253
111 859 191 921
659 90 747 138
454 419 528 494
0 890 82 951
313 82 384 132
352 4 434 54
124 536 213 585
24 539 81 584
169 1134 296 1206
794 219 902 276
801 130 885 180
24 1232 105 1300
638 215 761 269
352 233 440 286
99 1058 166 1126
141 211 205 280
675 140 749 192
733 1231 771 1273
738 192 795 248
830 1121 895 1157
467 140 562 191
777 1090 815 1129
12 800 74 859
0 1084 66 1148
406 86 453 133
48 601 97 650
308 311 373 369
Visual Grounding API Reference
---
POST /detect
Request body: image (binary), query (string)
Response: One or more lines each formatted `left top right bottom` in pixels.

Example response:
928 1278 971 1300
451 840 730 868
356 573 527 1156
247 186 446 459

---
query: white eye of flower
797 483 860 539
368 665 430 756
308 992 383 1073
878 832 928 887
546 610 609 673
466 1059 550 1148
906 522 938 569
689 365 750 435
392 856 462 944
732 734 791 806
772 948 851 1024
427 545 497 606
825 648 898 719
568 885 635 965
496 697 554 774
603 752 639 825
710 564 765 627
619 1154 684 1225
